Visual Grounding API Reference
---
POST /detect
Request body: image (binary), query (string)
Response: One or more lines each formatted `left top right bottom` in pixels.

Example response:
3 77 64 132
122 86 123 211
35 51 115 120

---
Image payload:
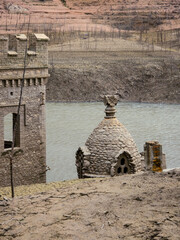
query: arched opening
121 158 125 165
117 154 130 174
4 113 20 149
115 152 135 175
76 149 84 178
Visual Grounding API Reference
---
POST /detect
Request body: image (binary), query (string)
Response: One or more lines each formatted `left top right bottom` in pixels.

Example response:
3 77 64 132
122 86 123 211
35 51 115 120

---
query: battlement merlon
0 33 50 71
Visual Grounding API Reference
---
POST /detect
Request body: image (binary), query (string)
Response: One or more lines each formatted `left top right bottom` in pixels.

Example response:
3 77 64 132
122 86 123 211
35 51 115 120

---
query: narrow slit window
4 113 13 149
4 113 20 149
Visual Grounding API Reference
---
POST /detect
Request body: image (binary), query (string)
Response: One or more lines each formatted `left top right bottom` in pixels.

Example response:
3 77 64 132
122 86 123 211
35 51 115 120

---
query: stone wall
0 34 49 187
0 34 49 72
84 118 142 176
76 95 142 178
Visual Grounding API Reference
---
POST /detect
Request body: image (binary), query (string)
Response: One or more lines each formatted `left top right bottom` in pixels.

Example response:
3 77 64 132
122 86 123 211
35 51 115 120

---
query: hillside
0 0 180 33
47 33 180 104
1 0 180 104
66 0 180 31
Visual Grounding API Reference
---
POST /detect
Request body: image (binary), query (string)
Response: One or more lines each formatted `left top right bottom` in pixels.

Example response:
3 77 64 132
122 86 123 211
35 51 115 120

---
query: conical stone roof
76 95 142 178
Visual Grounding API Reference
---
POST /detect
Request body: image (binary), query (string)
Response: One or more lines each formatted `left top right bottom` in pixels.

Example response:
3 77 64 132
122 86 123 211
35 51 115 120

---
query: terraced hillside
0 0 180 33
0 0 180 103
0 0 113 34
66 0 180 30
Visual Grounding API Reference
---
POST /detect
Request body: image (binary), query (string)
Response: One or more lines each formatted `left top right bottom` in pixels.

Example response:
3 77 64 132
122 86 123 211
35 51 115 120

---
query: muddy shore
0 170 180 240
47 39 180 104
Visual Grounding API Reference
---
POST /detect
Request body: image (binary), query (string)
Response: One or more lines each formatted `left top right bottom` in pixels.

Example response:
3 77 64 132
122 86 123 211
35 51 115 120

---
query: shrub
61 0 66 6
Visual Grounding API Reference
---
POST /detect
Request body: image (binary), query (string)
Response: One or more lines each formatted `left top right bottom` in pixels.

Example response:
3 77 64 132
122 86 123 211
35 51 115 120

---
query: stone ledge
0 37 8 41
27 51 37 56
34 34 50 41
1 147 22 154
0 66 49 71
8 51 18 56
16 34 27 41
0 75 50 81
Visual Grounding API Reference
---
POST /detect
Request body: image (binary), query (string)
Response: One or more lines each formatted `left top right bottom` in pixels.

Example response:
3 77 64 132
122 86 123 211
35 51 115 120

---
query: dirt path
0 170 180 240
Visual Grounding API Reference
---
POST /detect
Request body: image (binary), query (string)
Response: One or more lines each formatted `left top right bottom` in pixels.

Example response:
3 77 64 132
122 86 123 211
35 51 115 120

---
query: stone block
143 141 166 172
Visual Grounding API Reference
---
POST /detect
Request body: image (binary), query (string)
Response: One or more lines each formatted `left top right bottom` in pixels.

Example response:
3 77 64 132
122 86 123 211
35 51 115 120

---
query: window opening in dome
115 152 132 175
121 158 125 165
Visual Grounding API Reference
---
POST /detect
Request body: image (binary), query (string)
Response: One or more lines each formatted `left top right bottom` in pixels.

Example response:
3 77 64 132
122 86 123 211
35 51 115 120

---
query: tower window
4 113 20 149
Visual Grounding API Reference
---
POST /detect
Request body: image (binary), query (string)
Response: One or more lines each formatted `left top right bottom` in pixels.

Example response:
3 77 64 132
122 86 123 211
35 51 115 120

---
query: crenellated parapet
0 33 49 72
0 33 49 87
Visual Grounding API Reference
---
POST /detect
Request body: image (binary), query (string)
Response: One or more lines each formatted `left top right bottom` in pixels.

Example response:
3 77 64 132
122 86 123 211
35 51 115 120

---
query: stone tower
0 33 49 187
76 95 142 178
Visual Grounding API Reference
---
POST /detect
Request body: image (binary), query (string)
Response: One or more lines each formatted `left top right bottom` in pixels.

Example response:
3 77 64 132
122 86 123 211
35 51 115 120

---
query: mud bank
0 170 180 240
47 50 180 104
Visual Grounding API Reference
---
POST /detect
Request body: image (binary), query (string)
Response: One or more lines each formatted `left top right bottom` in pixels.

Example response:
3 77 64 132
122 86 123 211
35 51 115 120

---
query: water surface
46 102 180 182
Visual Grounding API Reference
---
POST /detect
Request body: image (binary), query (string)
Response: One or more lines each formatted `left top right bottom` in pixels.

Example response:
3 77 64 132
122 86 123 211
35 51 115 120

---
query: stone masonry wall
0 34 49 187
84 118 142 176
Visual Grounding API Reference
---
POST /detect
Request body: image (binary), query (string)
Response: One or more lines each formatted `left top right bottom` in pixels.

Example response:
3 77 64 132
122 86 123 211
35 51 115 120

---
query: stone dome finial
103 95 119 119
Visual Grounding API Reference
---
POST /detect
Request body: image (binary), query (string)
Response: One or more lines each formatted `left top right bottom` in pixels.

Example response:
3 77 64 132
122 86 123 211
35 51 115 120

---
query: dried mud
0 170 180 240
47 41 180 104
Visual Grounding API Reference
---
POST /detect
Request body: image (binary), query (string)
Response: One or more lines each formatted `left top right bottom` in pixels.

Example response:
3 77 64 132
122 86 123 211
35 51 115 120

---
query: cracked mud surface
0 170 180 240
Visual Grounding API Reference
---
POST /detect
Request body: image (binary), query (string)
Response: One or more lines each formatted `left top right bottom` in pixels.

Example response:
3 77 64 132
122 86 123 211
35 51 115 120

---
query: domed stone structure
76 95 142 178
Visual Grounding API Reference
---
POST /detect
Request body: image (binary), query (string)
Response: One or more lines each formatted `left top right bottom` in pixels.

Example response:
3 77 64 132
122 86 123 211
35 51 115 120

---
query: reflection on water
46 102 180 183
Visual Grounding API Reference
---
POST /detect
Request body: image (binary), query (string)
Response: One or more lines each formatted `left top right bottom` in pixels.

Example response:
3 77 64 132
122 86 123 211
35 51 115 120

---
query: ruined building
76 95 167 178
0 33 49 187
142 140 166 172
76 95 142 178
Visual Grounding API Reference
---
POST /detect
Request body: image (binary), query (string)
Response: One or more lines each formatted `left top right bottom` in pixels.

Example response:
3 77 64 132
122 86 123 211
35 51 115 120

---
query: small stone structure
143 141 166 172
76 95 142 178
0 33 49 187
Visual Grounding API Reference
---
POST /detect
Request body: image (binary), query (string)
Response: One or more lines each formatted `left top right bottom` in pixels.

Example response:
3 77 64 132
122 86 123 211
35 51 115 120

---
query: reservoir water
46 102 180 183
